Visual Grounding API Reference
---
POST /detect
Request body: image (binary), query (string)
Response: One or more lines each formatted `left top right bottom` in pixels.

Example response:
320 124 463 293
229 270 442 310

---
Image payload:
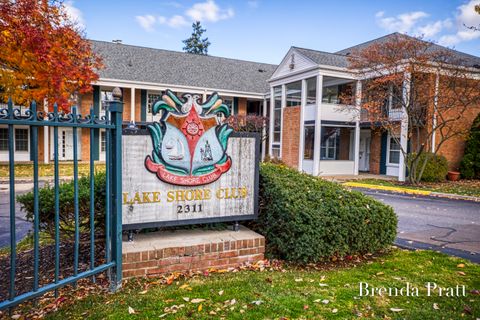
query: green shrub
408 152 448 182
17 172 107 240
251 163 397 263
460 113 480 179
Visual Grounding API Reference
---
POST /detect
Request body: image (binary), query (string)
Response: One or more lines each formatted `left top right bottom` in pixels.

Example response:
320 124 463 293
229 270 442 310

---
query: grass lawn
0 163 105 178
43 249 480 319
349 178 480 198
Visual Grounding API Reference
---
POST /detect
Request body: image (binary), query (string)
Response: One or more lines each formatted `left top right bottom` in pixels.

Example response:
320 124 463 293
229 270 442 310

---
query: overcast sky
66 0 480 64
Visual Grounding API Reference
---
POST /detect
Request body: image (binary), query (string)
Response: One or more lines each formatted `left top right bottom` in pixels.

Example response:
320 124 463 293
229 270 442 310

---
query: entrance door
51 128 76 160
359 132 371 171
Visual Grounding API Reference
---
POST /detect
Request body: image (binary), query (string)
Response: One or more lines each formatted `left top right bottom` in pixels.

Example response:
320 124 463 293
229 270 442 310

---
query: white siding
271 49 317 79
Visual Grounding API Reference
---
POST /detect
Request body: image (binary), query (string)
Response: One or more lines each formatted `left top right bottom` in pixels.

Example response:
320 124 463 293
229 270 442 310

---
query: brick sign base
122 226 265 278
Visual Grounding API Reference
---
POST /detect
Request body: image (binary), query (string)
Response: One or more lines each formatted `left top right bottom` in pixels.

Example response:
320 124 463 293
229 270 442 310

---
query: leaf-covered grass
45 249 480 319
0 163 105 178
351 178 480 197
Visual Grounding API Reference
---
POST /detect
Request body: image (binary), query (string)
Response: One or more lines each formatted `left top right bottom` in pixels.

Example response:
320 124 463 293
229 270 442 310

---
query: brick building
0 40 276 163
2 33 479 182
267 33 480 181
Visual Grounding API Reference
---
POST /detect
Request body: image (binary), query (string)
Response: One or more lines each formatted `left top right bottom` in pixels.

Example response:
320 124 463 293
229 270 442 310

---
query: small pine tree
182 21 211 55
460 113 480 179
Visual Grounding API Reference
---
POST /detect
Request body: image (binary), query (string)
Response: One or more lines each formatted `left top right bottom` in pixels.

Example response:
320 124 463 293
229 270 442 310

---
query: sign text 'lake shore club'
121 90 259 229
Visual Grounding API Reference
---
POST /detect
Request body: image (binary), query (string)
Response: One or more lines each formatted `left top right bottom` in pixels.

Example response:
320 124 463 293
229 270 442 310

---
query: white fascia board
94 78 265 100
269 68 356 87
269 68 320 87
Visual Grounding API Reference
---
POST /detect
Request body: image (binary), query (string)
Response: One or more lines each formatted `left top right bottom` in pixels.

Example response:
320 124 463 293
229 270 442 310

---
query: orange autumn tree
0 0 102 110
343 34 480 184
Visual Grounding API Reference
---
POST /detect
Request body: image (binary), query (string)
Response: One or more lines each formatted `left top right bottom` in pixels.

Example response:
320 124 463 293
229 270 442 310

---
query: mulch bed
0 240 107 303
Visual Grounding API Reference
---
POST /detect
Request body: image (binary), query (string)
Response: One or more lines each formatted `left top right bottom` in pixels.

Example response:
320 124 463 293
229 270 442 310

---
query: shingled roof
290 33 480 70
336 32 480 68
292 47 349 68
91 40 277 94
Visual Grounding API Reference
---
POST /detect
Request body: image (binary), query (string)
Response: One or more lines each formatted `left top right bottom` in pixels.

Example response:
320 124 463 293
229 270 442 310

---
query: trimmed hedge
252 163 397 263
17 172 107 240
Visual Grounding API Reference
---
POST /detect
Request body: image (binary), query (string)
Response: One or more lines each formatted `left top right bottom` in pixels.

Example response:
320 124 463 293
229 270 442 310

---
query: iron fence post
109 88 124 290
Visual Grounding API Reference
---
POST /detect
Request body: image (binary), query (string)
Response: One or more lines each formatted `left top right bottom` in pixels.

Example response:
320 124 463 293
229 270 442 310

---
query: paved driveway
0 183 34 248
358 188 480 262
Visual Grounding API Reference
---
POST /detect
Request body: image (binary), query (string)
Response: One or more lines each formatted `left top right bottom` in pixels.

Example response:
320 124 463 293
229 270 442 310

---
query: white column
312 74 323 176
43 100 49 164
280 84 286 158
399 72 411 182
298 79 307 171
261 97 267 160
431 73 439 153
268 87 274 156
353 81 362 175
130 87 135 122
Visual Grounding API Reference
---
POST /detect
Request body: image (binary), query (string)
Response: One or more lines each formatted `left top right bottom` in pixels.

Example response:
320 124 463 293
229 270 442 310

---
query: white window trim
0 125 30 154
386 133 400 167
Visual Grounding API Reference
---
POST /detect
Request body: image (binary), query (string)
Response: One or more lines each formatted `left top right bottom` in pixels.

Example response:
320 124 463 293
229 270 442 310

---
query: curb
343 182 480 202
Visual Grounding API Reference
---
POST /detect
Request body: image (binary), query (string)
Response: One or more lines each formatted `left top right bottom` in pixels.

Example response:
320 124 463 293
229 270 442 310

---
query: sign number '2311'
145 90 233 186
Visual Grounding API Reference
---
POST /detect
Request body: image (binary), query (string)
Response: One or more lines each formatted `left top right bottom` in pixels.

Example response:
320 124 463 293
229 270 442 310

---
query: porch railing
0 94 123 310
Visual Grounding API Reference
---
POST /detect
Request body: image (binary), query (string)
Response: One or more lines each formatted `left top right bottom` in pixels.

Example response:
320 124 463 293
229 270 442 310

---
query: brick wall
79 93 94 161
436 107 480 170
281 106 300 168
135 89 142 122
369 128 382 174
122 235 265 278
237 98 247 116
123 88 132 122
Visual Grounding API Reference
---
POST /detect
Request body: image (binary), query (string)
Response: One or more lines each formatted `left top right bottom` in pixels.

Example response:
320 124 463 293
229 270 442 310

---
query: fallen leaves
190 298 206 304
128 306 135 314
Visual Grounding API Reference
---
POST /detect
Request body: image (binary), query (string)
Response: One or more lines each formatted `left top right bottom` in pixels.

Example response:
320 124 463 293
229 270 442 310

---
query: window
100 90 113 113
322 82 355 104
100 131 106 152
147 92 163 116
272 145 280 158
286 81 302 107
322 85 339 104
306 77 317 105
388 137 401 164
15 128 28 151
321 127 338 160
223 98 233 114
0 128 8 151
303 125 315 160
320 126 353 160
273 86 282 143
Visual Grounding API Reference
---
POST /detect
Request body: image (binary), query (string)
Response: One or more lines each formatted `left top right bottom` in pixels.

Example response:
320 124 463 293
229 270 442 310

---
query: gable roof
275 33 480 77
292 47 349 68
90 40 277 94
336 32 480 69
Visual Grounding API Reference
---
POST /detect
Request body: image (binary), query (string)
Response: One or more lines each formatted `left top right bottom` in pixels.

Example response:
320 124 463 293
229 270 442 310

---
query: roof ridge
292 46 349 57
335 32 404 53
89 39 278 66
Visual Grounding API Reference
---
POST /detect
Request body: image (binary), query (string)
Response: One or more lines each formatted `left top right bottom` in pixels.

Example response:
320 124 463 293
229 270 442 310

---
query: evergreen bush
252 163 397 263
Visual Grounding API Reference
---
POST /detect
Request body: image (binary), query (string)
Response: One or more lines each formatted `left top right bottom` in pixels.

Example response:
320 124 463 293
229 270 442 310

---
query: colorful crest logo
145 90 233 186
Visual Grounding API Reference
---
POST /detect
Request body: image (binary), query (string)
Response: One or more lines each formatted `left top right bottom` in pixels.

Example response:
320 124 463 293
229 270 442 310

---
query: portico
267 47 361 177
